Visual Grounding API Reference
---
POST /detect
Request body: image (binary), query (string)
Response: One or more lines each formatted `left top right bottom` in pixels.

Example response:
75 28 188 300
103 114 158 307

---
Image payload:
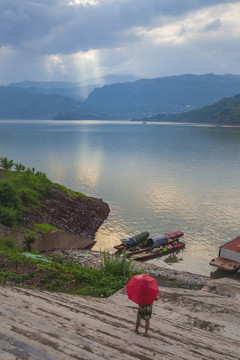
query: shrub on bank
0 206 20 227
0 157 52 227
0 182 22 226
0 238 142 297
0 156 93 229
0 157 14 171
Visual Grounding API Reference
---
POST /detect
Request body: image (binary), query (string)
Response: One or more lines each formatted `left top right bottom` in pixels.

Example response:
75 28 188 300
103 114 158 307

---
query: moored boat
129 241 185 261
114 230 184 250
114 231 149 250
209 236 240 272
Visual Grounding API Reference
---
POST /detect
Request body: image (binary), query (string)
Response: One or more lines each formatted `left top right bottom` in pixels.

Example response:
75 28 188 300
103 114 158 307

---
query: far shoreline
1 118 240 127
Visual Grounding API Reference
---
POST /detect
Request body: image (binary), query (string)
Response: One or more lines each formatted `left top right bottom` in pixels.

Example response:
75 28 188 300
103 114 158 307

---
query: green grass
166 280 181 287
0 158 91 228
8 169 52 201
33 223 62 235
0 237 142 297
53 183 91 200
0 168 52 227
19 223 62 236
0 236 17 254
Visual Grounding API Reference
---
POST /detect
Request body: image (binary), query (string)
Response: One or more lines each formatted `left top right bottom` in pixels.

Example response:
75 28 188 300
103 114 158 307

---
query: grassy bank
0 157 134 297
0 237 141 297
0 156 90 228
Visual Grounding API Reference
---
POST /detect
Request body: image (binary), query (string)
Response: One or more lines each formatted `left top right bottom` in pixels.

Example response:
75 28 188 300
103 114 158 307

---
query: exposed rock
0 187 109 251
20 187 110 238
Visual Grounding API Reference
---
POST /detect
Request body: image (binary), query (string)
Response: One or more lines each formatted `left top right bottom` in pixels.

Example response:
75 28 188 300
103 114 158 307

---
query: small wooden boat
129 241 185 261
209 236 240 272
114 231 149 250
114 230 183 250
126 235 182 256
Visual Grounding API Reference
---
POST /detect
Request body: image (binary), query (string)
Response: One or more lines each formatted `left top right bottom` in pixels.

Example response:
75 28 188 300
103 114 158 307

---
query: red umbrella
126 274 159 306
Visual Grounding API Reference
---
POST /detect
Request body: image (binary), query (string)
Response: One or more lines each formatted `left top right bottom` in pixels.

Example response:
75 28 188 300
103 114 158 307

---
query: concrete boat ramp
0 278 240 360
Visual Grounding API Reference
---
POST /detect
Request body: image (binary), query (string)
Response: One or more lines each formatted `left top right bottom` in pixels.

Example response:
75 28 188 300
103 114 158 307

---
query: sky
1 0 240 85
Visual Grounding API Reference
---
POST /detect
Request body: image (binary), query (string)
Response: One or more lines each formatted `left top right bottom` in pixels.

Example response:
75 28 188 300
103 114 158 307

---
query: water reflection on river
1 120 240 276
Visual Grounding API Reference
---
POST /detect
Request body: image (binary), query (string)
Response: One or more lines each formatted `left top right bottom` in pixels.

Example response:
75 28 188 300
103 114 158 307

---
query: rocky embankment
0 186 110 251
20 187 110 238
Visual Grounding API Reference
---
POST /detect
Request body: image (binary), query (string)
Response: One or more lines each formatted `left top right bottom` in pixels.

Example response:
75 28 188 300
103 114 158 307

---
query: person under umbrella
126 274 159 336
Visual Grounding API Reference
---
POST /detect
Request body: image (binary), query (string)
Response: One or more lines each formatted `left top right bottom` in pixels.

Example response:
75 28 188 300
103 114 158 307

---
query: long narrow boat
129 241 185 261
209 236 240 272
126 236 181 256
114 231 149 250
114 230 183 250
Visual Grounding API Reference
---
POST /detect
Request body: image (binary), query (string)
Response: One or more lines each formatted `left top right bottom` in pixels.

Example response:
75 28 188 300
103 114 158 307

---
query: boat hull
129 242 185 261
114 230 184 250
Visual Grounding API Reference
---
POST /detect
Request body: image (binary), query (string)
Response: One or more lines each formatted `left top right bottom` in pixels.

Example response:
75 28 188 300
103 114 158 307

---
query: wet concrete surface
1 277 240 359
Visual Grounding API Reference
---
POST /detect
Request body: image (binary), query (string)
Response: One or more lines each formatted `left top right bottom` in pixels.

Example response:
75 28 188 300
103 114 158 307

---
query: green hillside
149 93 240 125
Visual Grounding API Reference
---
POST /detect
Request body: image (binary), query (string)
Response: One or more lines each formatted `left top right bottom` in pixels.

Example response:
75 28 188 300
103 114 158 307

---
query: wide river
1 120 240 276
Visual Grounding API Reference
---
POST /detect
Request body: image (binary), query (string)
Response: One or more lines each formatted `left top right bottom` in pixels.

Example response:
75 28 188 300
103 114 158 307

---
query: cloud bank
0 0 240 84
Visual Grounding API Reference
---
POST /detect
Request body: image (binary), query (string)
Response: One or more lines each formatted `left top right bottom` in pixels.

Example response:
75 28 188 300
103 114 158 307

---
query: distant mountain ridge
0 87 83 119
7 74 139 101
1 73 240 121
85 73 240 118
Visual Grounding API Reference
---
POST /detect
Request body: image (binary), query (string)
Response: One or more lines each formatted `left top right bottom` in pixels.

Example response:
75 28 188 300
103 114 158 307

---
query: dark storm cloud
0 0 239 54
0 0 240 83
0 1 50 45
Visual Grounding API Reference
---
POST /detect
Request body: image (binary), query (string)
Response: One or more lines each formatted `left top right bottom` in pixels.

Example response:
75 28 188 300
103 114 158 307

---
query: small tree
14 163 26 172
25 167 33 175
0 157 14 171
23 235 36 252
